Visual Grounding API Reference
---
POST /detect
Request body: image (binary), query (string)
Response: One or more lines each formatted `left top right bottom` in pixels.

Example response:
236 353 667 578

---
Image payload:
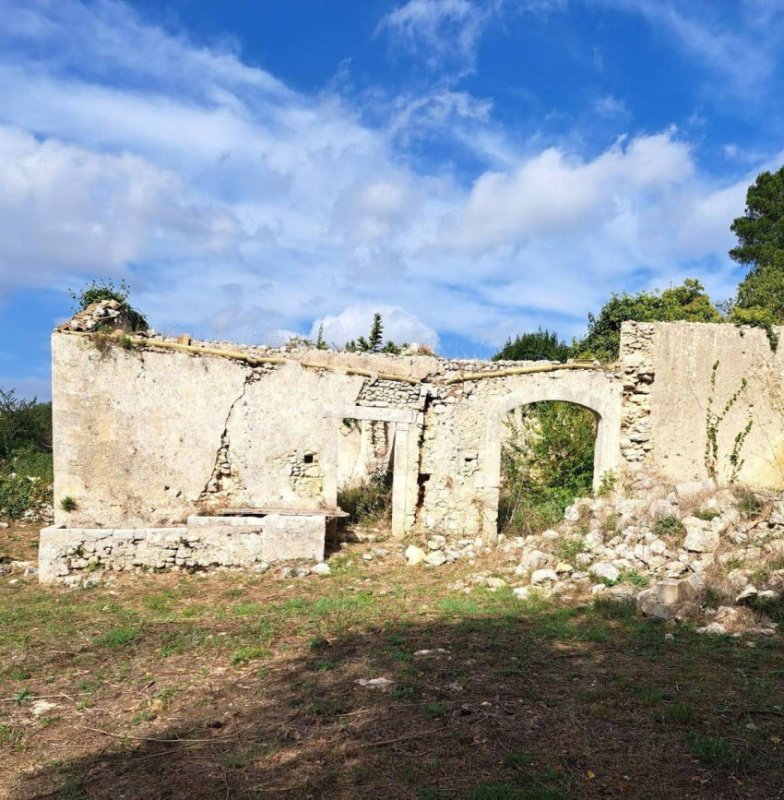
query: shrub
338 468 393 526
499 402 596 536
0 448 53 519
0 389 51 461
70 279 148 332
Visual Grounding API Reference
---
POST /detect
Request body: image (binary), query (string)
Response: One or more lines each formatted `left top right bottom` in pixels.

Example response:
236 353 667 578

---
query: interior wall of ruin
620 321 784 490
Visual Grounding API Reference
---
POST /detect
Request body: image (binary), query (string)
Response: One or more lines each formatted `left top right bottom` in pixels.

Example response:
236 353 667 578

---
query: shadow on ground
9 598 784 800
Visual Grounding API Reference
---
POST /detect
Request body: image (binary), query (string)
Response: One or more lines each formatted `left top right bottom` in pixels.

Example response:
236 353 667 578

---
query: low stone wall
38 514 326 584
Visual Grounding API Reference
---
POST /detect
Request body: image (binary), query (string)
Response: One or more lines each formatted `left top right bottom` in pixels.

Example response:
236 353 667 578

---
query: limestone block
260 515 325 562
38 527 71 583
636 577 699 620
683 517 721 552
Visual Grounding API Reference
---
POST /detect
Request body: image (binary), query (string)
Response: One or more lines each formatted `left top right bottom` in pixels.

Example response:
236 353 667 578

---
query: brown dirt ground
1 524 783 800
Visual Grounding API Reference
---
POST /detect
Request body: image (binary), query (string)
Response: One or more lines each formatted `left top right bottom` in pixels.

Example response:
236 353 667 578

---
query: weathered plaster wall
418 366 622 538
53 334 371 527
619 321 784 489
51 320 784 555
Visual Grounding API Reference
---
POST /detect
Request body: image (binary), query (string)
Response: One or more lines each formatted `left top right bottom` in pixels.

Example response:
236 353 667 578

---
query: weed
308 697 345 717
97 626 138 648
425 701 448 718
470 783 568 800
592 596 637 619
555 536 584 563
60 496 77 512
693 508 720 521
617 569 649 588
392 684 421 701
690 734 753 771
0 724 22 747
661 702 695 724
737 488 764 520
224 742 278 768
12 688 31 704
653 515 685 540
230 646 268 665
596 470 616 496
338 468 393 526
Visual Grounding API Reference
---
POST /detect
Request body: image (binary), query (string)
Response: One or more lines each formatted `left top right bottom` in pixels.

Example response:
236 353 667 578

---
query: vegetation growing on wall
499 401 597 536
704 361 753 483
572 279 721 362
0 389 53 520
70 279 148 332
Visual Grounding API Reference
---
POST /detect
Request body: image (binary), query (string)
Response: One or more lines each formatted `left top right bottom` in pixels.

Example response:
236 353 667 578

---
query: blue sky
2 0 784 398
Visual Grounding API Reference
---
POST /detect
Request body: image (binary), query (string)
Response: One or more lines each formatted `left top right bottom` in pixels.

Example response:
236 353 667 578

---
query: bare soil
1 524 783 799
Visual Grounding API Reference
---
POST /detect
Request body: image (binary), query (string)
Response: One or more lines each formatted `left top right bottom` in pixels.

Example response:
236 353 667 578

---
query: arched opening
481 378 622 540
497 401 598 536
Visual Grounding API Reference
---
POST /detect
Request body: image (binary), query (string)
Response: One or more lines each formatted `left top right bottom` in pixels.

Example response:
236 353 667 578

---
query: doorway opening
498 401 597 537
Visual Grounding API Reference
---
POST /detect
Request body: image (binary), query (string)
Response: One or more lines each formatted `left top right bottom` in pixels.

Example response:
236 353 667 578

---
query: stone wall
48 319 784 574
620 321 784 489
39 514 326 584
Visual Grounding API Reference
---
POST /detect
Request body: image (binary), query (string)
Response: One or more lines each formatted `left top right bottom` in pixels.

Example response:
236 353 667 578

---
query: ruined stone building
39 302 784 581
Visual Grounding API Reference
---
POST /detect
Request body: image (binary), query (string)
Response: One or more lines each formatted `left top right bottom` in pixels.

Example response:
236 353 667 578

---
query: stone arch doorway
481 379 622 540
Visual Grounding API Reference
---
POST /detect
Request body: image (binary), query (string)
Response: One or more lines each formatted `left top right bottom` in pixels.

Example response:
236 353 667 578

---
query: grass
1 524 784 799
653 515 685 540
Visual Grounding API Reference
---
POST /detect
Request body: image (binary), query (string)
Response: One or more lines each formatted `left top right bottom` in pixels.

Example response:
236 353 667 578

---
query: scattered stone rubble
404 477 783 637
58 299 137 334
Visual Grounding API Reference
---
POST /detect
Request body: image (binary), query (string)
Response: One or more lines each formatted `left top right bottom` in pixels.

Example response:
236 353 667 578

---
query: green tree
574 279 720 362
345 313 403 354
0 389 52 461
730 166 784 321
492 328 570 362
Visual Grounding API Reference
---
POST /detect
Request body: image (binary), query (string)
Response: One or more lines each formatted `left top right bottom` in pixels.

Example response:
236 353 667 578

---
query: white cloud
593 94 627 118
311 306 439 349
0 0 770 359
378 0 487 70
455 131 694 249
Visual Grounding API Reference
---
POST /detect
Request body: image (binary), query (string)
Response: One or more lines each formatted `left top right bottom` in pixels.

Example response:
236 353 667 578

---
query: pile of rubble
406 478 784 637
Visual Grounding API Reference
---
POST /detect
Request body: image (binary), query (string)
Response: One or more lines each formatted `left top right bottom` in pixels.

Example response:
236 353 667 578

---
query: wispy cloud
598 0 784 100
0 0 768 356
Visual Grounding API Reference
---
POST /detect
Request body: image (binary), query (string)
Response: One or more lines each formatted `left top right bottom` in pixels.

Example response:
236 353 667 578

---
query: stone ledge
39 515 326 583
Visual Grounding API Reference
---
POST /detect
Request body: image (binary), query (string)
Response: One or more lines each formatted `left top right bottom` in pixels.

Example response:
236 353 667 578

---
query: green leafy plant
60 496 77 512
338 468 393 526
704 360 752 482
653 515 685 540
69 279 148 332
596 470 616 496
499 402 596 536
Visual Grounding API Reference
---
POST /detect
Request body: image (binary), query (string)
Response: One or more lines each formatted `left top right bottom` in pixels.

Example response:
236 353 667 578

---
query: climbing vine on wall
704 360 753 482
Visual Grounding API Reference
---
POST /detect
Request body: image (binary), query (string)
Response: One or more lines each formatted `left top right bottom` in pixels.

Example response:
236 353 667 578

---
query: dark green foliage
493 329 570 362
0 390 53 519
60 496 77 512
338 468 393 526
500 402 596 536
345 312 404 354
573 279 720 362
731 167 784 319
0 389 51 461
69 279 148 332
